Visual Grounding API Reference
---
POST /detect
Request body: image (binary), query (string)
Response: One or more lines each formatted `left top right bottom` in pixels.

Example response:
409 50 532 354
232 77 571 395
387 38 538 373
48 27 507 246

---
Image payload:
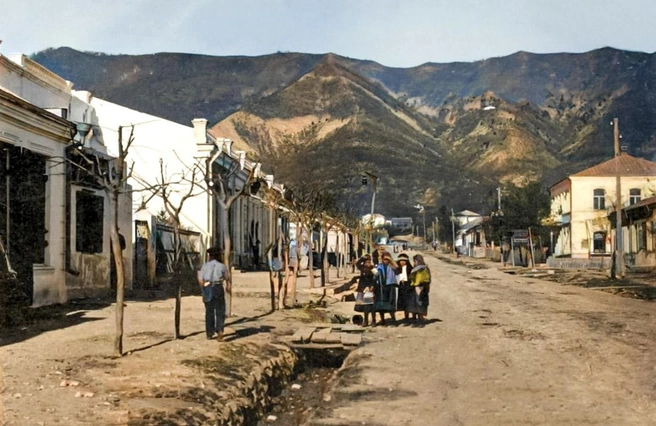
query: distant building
548 154 656 260
389 217 413 234
361 214 386 229
454 210 482 248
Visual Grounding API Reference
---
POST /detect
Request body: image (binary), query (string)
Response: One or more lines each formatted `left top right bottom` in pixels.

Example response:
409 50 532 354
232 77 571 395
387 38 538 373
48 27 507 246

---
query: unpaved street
2 253 655 425
312 253 656 425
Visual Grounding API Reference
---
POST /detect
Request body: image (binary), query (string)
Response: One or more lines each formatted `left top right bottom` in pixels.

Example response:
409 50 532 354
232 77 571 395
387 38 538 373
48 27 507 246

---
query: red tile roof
621 195 656 212
572 154 656 177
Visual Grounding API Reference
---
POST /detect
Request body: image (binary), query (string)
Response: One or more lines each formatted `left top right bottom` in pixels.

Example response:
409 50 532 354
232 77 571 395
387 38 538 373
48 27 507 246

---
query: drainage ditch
253 347 349 426
125 339 355 425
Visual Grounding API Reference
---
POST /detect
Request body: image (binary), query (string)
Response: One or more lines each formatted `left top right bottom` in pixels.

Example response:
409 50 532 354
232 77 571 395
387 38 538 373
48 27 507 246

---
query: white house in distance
361 213 386 229
454 210 482 248
549 153 656 260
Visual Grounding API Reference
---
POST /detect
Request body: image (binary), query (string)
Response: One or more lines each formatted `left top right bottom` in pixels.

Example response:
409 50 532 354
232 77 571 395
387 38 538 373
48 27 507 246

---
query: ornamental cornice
0 94 74 146
1 54 73 98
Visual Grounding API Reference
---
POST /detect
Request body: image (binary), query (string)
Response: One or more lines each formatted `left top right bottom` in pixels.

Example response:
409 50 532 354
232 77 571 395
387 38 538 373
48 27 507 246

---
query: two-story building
549 154 656 261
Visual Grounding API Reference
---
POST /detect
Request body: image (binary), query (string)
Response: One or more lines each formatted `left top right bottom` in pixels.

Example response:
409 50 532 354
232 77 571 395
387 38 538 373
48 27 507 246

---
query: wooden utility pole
451 208 456 253
612 118 625 278
528 228 535 268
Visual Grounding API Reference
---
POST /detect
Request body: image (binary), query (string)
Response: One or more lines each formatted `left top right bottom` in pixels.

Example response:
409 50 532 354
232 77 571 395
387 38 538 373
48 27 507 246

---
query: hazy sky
2 0 655 67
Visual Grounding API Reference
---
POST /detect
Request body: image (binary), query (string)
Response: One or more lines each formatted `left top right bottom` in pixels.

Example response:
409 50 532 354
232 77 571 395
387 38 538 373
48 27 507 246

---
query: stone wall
546 257 610 270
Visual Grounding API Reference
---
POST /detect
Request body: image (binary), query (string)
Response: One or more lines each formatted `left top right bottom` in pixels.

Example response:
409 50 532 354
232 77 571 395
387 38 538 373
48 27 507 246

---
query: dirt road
312 253 656 425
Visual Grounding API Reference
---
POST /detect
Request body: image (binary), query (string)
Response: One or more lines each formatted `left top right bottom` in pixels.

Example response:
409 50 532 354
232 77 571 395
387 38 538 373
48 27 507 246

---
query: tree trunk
336 233 341 279
286 220 300 303
266 242 275 312
306 225 315 288
173 222 182 339
279 243 288 310
321 227 329 287
276 227 285 310
220 205 233 317
110 191 125 357
352 234 358 273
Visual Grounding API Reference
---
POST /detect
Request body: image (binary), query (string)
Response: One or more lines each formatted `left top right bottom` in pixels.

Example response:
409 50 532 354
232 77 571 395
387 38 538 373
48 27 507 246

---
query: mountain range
31 47 656 217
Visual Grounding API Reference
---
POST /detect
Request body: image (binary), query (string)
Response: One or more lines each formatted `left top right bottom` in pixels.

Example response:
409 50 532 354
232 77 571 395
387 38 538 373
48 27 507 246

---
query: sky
2 0 656 68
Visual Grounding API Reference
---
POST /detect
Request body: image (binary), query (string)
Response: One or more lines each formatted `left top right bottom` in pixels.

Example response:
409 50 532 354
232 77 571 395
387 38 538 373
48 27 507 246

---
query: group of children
353 246 432 327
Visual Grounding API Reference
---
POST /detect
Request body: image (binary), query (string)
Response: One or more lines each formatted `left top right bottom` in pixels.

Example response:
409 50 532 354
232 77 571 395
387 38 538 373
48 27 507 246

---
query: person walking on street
197 246 231 341
407 254 431 324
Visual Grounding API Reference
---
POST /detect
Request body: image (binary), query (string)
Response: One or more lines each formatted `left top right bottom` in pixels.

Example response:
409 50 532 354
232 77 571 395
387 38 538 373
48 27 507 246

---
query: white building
76 95 285 281
549 154 656 259
0 53 130 306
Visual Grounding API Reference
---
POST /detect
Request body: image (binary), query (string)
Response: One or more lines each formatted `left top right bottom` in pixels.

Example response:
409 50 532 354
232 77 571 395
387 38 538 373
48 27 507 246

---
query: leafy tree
494 182 551 242
436 205 457 250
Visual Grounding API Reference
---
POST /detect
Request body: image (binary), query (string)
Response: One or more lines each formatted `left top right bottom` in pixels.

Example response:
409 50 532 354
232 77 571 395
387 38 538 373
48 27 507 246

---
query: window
593 231 606 253
593 189 605 210
76 191 104 254
630 188 641 205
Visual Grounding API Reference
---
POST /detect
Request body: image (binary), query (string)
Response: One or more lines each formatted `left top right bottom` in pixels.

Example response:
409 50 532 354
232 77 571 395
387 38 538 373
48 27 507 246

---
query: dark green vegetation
32 47 656 220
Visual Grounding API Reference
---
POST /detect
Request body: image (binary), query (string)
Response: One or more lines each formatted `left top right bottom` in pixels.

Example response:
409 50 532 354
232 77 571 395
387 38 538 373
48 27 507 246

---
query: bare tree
154 159 202 338
204 149 259 317
261 181 283 312
286 187 331 293
68 125 135 357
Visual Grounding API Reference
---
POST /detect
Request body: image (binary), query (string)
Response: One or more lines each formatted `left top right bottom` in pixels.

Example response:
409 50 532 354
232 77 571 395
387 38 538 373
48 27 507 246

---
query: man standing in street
197 246 231 341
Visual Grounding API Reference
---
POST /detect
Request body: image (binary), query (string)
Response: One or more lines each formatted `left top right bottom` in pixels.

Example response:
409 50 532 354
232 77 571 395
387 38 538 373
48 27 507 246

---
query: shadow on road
0 305 106 347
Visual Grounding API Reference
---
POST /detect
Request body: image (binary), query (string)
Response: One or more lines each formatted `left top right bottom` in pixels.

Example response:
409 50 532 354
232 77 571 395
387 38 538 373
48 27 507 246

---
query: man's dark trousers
204 284 225 338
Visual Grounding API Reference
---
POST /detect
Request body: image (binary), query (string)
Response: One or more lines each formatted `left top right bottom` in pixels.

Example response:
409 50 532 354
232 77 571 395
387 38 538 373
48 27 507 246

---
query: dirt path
0 270 332 425
312 253 656 425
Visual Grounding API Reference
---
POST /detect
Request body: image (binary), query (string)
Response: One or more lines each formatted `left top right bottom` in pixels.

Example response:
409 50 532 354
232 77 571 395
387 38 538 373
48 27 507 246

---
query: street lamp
414 204 426 244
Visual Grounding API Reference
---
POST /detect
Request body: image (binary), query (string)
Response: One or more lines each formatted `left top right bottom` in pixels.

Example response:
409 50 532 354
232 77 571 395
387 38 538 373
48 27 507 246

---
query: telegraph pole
451 208 456 254
612 118 625 278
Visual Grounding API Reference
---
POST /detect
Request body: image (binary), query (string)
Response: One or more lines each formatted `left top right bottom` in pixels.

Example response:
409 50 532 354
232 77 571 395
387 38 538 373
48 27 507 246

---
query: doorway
0 143 47 304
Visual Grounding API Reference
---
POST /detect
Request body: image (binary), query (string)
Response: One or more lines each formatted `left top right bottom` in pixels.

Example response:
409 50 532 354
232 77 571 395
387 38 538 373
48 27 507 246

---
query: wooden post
613 118 625 278
528 228 535 268
511 236 515 267
113 126 126 357
335 232 341 279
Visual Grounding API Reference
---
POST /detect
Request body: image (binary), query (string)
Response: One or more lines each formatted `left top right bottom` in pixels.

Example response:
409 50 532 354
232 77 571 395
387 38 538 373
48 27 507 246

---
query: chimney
191 118 208 145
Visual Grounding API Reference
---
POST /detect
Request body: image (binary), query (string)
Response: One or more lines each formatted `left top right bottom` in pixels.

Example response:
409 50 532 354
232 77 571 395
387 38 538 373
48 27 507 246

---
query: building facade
611 195 656 269
549 154 656 259
0 53 128 306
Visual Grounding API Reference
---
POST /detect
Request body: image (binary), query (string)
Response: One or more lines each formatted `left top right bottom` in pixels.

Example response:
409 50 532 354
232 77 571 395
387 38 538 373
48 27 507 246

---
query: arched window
630 188 641 205
593 189 605 210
